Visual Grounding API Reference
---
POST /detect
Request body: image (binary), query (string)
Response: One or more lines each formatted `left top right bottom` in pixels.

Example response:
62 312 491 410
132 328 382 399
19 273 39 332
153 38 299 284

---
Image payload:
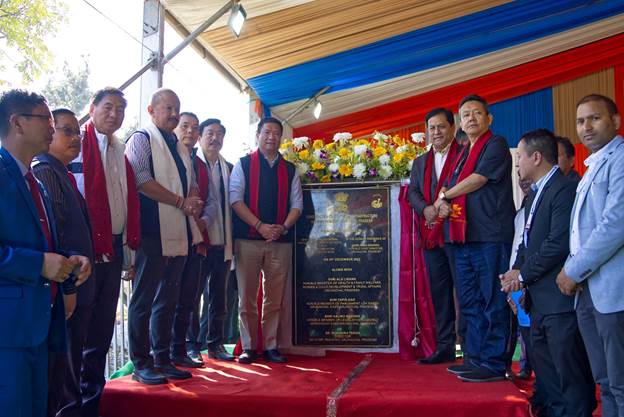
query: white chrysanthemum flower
411 132 425 143
353 144 367 157
379 165 393 179
329 162 339 173
296 162 310 175
313 149 324 161
333 132 352 143
378 154 390 165
408 159 414 170
396 145 408 154
292 136 310 149
353 163 366 179
373 131 389 141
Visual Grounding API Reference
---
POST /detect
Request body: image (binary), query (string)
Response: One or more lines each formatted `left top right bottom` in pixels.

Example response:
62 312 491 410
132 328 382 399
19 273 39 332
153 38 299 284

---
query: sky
2 0 251 162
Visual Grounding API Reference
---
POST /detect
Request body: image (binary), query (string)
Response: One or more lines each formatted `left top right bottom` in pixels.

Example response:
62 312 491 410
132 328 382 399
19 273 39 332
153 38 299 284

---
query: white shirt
569 138 615 256
95 128 127 235
433 144 451 180
523 165 559 246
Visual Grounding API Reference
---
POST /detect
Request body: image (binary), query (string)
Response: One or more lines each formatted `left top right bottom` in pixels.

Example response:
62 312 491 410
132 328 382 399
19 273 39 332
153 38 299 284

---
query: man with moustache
126 88 204 384
230 117 302 364
435 95 515 382
557 94 624 417
0 90 87 417
169 112 220 367
68 87 140 416
408 108 461 364
501 129 595 417
32 108 95 417
186 118 234 362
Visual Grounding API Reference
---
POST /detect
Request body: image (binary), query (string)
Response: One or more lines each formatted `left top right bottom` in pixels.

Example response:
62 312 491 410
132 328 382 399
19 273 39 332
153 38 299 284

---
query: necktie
25 171 58 301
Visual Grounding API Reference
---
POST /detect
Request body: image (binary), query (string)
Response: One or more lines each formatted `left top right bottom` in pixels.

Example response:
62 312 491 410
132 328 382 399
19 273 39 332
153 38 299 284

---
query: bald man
125 88 204 385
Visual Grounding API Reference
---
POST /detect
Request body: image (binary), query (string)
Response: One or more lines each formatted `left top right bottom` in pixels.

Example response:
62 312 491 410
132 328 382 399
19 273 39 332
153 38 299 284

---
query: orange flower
338 164 353 176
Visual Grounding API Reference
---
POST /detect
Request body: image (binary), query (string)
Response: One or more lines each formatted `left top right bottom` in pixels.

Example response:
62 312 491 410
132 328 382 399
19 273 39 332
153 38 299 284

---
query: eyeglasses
54 126 82 137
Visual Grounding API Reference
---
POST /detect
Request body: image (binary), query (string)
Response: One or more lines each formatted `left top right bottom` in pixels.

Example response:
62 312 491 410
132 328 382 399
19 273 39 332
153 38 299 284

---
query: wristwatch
438 191 447 201
282 224 290 235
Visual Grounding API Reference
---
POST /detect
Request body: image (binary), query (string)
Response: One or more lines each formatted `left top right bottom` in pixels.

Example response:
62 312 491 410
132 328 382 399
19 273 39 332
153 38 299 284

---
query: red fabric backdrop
293 34 624 140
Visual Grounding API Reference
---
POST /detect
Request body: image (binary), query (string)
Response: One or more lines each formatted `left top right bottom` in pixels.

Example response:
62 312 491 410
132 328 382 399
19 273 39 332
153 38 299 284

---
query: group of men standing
0 86 301 417
409 93 624 417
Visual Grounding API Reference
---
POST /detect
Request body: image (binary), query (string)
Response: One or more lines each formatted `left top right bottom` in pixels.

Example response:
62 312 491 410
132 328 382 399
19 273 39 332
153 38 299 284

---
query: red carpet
101 352 530 417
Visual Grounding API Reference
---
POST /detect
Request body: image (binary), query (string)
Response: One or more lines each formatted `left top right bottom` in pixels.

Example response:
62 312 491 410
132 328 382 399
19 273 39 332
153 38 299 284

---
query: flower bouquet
280 131 427 183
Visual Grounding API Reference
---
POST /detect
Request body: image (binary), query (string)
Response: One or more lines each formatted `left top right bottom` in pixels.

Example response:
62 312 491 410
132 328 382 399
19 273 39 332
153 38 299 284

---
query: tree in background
43 59 92 115
0 0 66 84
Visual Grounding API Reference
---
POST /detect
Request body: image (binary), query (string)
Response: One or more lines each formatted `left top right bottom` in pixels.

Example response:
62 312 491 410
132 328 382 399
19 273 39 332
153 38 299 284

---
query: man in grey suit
556 94 624 417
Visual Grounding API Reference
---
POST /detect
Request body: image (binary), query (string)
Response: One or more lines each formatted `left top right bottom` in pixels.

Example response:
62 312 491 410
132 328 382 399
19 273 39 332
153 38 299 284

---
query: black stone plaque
294 186 391 347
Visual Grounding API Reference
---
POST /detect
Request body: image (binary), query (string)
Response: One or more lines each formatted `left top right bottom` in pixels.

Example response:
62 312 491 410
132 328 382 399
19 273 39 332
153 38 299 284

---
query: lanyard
523 166 559 246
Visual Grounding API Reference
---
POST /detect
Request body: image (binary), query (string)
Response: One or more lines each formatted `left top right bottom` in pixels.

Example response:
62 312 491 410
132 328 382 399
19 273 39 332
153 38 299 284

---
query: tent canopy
161 0 624 135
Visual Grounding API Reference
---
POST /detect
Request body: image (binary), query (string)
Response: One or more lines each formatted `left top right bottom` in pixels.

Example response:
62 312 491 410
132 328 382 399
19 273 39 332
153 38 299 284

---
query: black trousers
531 310 596 417
187 248 231 351
422 245 457 352
58 236 123 417
171 252 204 357
129 244 187 369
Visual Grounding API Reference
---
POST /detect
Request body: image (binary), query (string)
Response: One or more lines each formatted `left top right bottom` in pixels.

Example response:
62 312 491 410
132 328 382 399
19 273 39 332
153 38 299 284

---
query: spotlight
229 2 247 37
313 100 322 119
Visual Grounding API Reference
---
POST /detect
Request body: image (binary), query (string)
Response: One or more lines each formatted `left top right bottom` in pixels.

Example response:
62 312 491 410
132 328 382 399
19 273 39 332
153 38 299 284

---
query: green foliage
0 0 66 84
42 59 92 114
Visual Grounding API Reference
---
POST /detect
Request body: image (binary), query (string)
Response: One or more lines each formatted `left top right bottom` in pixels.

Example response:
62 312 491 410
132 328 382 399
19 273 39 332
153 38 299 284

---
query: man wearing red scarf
68 87 140 416
408 108 462 365
435 95 515 382
230 117 303 364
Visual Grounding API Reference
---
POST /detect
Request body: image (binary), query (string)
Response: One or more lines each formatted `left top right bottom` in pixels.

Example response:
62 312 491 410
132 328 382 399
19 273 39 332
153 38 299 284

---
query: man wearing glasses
0 89 89 417
32 108 95 417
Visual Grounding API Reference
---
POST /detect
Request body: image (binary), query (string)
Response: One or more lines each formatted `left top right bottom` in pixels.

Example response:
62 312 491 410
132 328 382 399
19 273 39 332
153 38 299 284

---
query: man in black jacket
408 108 461 364
501 129 595 417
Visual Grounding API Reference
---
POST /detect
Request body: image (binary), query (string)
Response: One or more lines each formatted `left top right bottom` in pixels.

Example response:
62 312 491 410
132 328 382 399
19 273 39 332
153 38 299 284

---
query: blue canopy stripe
248 0 624 107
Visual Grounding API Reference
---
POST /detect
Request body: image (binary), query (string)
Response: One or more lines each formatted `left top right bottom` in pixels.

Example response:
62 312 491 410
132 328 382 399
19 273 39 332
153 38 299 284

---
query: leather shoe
263 349 287 363
447 362 477 375
457 367 506 382
132 367 168 385
208 345 235 361
516 369 532 380
418 350 455 365
187 350 204 363
238 350 258 364
172 354 204 368
154 363 192 380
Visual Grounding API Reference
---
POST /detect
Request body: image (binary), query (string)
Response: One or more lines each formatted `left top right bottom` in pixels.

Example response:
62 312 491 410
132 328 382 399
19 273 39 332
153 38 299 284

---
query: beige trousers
235 239 292 350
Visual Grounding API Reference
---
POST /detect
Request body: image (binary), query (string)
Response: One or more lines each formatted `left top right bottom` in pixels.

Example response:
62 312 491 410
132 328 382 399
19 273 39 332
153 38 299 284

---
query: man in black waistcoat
125 88 204 385
230 117 303 364
408 108 461 364
32 108 94 417
501 129 595 417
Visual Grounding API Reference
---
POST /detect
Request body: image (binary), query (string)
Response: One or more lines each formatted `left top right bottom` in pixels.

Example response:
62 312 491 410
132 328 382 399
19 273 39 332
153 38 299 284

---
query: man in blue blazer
556 94 624 417
0 90 87 417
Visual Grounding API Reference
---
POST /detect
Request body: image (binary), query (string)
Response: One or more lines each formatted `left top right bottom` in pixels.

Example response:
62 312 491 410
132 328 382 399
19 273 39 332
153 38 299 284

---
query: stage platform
101 352 531 417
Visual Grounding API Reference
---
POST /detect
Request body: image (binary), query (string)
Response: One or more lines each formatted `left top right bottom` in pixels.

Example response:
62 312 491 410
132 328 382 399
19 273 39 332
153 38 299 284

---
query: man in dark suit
0 89 89 417
32 108 95 417
408 108 462 364
501 129 595 417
